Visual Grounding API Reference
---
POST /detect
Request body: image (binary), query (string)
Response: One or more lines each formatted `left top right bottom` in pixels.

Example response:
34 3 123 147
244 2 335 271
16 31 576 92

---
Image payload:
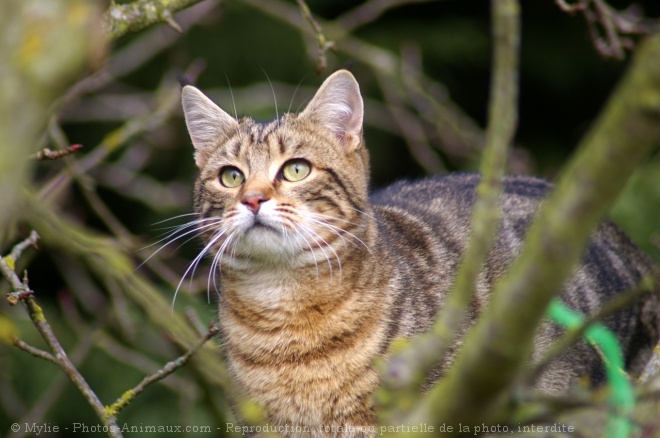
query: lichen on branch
103 0 208 40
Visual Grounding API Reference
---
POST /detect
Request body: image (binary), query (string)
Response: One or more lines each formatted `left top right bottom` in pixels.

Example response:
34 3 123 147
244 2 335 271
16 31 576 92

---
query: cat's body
181 70 659 436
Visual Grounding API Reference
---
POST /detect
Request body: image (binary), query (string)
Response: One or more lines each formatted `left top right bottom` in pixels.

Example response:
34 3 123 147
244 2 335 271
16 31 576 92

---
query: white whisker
305 213 374 258
296 223 337 278
348 206 382 224
261 68 279 127
289 222 319 278
150 212 199 226
209 230 237 300
172 226 228 311
138 218 223 269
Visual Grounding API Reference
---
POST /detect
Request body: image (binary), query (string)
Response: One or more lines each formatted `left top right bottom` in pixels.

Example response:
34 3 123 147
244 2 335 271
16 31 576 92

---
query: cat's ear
181 85 238 165
300 70 364 151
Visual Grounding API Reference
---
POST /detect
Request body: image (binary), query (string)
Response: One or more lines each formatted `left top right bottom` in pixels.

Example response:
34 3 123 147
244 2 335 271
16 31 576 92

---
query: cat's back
367 174 552 343
370 172 654 295
370 173 549 272
371 173 548 232
369 173 658 387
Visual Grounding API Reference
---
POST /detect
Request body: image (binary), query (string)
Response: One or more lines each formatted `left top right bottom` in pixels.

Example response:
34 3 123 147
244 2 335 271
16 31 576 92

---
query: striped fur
181 70 659 436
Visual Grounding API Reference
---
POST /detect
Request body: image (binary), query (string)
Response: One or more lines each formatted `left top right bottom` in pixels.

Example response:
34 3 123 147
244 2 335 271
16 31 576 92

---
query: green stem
547 300 634 438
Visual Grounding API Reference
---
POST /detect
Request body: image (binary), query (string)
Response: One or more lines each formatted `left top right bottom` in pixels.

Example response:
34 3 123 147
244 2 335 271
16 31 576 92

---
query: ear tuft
181 85 238 155
301 70 364 150
177 74 193 89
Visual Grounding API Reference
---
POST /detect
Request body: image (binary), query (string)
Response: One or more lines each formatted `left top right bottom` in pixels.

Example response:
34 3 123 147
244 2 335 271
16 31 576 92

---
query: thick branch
406 32 660 432
379 0 520 402
103 0 209 40
0 0 103 246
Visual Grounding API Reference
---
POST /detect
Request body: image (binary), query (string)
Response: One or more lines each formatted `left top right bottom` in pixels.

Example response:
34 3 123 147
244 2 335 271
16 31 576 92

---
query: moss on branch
379 0 520 414
408 31 660 433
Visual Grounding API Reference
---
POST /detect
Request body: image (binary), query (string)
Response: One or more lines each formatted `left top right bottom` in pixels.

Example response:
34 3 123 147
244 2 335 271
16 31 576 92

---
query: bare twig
374 73 445 174
1 233 122 438
13 336 96 438
338 0 437 32
30 144 83 161
39 62 205 203
163 11 184 33
104 324 221 418
11 337 57 363
379 0 520 415
526 272 660 386
6 230 39 263
557 0 660 59
295 0 335 73
640 339 660 383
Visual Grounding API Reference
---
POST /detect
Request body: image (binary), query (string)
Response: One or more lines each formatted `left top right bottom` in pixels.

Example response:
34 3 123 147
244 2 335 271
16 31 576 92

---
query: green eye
281 159 311 182
219 166 245 188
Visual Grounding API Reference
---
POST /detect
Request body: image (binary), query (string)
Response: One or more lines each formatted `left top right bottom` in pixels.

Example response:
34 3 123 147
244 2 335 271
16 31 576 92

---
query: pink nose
242 194 268 214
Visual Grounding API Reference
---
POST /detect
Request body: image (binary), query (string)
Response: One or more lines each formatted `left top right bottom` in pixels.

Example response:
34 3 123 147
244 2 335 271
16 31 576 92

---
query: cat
179 69 659 436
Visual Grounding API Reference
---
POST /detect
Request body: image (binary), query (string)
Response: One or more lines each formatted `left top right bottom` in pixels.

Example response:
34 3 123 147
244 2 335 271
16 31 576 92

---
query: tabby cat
180 70 659 436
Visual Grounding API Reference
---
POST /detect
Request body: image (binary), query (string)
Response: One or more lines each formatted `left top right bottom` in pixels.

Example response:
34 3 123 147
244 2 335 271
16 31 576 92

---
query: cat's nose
242 194 269 214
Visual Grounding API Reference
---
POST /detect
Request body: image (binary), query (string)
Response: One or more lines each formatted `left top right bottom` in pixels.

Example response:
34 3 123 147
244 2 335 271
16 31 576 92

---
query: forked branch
2 232 122 438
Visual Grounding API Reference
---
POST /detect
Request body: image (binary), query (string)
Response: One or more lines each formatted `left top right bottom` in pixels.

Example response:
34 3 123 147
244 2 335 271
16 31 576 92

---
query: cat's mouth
246 219 279 234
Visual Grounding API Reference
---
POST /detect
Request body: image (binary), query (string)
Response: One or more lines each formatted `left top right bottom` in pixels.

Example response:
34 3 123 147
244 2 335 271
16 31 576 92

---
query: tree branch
0 0 103 246
379 0 520 413
104 324 220 418
526 272 660 386
30 144 83 161
103 0 210 40
338 0 437 32
404 31 660 433
557 0 660 59
11 337 57 363
295 0 335 73
239 0 521 172
20 192 229 392
1 233 122 438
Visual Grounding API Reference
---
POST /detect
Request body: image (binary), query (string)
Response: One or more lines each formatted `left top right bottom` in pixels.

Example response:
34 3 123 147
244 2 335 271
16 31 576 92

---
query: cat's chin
234 227 296 262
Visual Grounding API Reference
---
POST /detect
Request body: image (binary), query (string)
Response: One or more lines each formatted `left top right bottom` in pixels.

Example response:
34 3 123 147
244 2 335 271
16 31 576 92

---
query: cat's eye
219 166 245 188
281 159 311 182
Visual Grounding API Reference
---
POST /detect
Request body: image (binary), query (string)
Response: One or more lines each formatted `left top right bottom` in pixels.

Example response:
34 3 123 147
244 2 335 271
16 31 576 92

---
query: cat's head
181 70 371 267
